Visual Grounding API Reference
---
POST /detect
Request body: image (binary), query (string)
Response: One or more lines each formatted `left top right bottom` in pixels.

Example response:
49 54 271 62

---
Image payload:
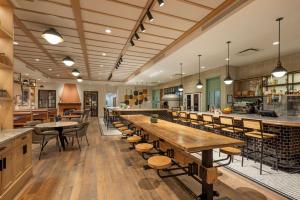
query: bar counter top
0 128 32 145
186 111 300 127
111 108 168 112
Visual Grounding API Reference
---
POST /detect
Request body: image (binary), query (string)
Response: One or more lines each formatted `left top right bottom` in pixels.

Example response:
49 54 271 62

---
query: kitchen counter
0 128 32 145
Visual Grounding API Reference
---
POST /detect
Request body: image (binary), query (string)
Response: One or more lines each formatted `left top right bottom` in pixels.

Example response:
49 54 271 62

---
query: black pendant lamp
41 28 64 45
272 17 287 78
224 41 233 85
196 55 203 89
178 63 184 92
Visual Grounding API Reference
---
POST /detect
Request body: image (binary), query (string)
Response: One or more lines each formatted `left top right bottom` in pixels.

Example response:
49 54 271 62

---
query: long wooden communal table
120 114 243 200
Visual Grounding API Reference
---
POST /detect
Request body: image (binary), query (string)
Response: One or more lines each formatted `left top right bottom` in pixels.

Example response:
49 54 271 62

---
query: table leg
56 127 66 151
200 149 214 200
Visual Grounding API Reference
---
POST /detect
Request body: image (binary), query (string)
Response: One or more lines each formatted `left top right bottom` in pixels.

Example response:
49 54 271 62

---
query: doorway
105 93 117 107
184 93 201 111
84 91 98 117
152 90 160 108
206 77 221 111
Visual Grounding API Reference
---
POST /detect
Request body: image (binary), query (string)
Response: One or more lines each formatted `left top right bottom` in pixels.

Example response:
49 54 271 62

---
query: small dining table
36 121 78 150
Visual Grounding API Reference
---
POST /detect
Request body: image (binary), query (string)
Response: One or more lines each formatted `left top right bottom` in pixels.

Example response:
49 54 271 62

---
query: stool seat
112 121 121 125
115 124 125 128
245 131 276 139
135 143 153 152
220 147 241 155
148 156 172 170
204 124 225 129
123 129 134 135
127 136 141 143
118 127 128 131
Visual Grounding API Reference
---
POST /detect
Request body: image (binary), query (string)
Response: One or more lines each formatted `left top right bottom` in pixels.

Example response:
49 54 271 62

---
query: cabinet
38 90 56 108
0 130 32 199
184 93 202 112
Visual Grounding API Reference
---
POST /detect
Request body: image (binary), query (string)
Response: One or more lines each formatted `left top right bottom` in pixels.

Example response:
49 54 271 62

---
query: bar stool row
172 112 279 174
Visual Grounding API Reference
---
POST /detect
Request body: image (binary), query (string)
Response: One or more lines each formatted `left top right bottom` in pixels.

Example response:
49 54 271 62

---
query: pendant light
272 17 287 78
63 56 75 67
77 76 83 83
41 28 64 45
72 69 80 77
196 55 203 89
178 63 184 92
224 41 233 85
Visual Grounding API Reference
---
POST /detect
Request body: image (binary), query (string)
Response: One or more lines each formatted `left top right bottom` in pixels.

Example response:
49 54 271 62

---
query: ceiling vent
237 48 260 56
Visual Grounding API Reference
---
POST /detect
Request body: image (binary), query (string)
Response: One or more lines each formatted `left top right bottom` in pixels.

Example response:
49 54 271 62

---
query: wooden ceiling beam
177 0 214 10
70 0 91 79
14 16 71 77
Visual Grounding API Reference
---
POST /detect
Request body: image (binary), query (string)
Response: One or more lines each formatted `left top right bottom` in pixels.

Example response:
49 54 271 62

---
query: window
38 90 56 108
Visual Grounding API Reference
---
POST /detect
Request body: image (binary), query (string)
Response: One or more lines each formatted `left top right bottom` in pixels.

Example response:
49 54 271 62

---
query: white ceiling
128 0 300 84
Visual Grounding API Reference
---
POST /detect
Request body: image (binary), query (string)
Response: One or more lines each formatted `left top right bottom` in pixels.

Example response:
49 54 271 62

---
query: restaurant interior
0 0 299 199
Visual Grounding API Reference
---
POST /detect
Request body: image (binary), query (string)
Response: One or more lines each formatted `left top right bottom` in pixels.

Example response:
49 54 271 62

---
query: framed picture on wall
227 95 233 104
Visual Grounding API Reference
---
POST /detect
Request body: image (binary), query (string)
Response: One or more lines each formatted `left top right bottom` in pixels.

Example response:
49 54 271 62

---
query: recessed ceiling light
13 41 19 45
273 41 279 45
225 58 230 61
35 58 40 62
24 73 29 76
37 78 41 81
159 70 163 72
48 68 52 71
102 53 106 56
100 64 104 67
41 28 64 45
105 28 112 34
201 66 206 69
56 74 60 77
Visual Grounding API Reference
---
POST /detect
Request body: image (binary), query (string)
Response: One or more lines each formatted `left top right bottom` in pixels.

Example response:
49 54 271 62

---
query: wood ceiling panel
80 0 143 20
125 51 154 58
14 35 33 42
48 0 71 6
42 45 83 54
152 0 210 21
83 22 131 38
22 21 79 37
13 42 37 48
187 0 225 8
87 51 119 58
127 46 161 54
14 28 26 35
15 10 76 28
81 10 136 30
87 48 122 55
143 23 183 38
14 1 74 18
145 13 195 31
85 39 124 49
137 34 174 45
134 40 166 50
84 32 127 44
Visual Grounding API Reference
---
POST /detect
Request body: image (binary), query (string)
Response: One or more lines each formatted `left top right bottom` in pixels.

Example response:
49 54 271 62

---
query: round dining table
36 121 78 150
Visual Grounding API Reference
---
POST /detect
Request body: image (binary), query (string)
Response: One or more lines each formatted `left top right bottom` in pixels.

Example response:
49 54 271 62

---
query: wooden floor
16 118 287 200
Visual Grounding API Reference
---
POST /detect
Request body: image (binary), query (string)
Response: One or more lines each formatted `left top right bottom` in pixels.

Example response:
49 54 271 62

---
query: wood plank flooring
15 118 287 200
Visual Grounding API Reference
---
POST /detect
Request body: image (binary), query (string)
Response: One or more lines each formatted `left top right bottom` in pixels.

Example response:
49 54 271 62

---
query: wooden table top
120 115 243 153
36 121 78 128
61 115 81 119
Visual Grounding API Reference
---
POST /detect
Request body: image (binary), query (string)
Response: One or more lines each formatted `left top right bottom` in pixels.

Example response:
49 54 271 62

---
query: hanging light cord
198 55 201 81
227 41 231 77
180 63 183 85
277 17 283 64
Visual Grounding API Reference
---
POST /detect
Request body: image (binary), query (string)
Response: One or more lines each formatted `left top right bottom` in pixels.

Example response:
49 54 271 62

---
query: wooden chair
202 114 224 130
171 111 179 123
242 118 278 174
179 112 189 125
219 116 243 134
189 113 199 128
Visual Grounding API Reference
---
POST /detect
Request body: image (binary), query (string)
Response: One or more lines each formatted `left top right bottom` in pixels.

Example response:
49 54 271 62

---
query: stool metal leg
260 139 264 175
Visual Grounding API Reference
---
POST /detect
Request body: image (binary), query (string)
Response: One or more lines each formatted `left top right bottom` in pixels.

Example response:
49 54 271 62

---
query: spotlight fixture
272 17 287 78
178 63 184 92
224 41 233 85
62 56 75 67
157 0 165 7
77 76 83 83
13 41 19 45
120 56 123 62
130 40 135 46
146 10 154 22
140 23 146 32
196 55 203 89
134 32 140 40
72 69 80 77
41 28 64 45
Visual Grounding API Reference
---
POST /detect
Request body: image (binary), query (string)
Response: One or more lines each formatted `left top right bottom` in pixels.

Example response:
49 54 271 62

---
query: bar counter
180 111 300 171
110 108 170 120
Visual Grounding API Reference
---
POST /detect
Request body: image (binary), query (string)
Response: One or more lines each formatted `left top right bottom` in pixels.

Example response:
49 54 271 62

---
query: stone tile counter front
180 111 300 172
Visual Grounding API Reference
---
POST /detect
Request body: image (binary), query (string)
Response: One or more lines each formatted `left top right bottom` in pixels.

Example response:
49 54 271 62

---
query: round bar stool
148 155 172 170
122 129 134 136
127 136 141 149
135 143 153 153
115 123 125 128
118 126 128 132
112 121 122 125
